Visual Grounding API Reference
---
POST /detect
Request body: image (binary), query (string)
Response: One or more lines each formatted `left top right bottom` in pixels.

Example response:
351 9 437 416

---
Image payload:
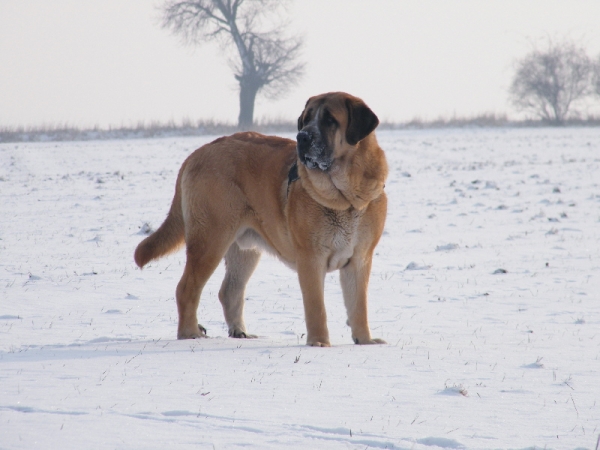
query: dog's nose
296 131 311 148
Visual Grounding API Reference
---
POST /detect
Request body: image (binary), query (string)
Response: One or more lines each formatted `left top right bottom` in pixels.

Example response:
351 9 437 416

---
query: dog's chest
323 208 361 272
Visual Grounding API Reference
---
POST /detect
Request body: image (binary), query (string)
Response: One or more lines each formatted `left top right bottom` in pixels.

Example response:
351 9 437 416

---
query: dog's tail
134 165 186 268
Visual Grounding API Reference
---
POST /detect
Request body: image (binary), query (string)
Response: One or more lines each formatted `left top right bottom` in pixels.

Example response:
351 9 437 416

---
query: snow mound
417 437 466 449
435 243 459 251
405 261 431 271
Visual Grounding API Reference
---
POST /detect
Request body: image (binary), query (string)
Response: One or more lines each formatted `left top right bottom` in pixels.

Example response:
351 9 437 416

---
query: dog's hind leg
218 242 261 338
176 229 236 339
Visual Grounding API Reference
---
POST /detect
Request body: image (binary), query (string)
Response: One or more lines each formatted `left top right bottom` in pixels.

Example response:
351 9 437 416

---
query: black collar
287 161 299 194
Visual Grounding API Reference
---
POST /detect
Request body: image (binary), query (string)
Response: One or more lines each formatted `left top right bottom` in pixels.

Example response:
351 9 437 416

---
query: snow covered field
1 128 599 449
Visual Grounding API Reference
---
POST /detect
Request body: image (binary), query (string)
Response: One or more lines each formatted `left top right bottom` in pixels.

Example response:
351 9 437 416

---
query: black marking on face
296 104 337 171
321 108 338 128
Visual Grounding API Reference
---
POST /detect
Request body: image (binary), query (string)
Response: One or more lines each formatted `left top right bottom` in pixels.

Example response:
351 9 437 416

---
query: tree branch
159 0 304 126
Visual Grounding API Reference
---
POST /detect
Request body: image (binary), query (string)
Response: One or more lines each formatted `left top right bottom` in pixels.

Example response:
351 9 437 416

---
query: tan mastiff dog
134 92 388 346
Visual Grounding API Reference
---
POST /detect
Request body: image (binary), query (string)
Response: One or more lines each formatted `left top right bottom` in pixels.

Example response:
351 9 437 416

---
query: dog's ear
297 99 310 131
345 97 379 145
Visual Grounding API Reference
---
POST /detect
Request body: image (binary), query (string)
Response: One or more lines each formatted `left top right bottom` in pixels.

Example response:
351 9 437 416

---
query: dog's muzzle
296 131 332 171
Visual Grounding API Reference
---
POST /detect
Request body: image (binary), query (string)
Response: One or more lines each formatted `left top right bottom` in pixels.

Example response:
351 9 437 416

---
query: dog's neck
297 161 352 210
297 133 387 211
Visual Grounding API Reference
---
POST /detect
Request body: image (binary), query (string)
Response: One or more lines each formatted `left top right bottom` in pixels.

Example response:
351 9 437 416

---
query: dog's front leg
340 257 386 345
297 258 330 347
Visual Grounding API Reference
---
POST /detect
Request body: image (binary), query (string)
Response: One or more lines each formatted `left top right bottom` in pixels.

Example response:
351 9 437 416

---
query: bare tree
510 39 593 124
161 0 304 128
594 54 600 97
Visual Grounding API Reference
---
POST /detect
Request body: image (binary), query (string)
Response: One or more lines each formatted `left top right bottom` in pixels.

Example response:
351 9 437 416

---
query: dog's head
296 92 379 171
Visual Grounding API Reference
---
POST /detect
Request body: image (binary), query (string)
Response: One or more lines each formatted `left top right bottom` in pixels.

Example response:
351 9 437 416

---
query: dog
134 92 388 346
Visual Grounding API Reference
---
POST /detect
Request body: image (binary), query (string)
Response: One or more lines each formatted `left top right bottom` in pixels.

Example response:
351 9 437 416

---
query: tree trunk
238 80 259 129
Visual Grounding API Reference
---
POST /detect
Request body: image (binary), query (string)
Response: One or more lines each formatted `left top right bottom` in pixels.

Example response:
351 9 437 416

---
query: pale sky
2 0 600 128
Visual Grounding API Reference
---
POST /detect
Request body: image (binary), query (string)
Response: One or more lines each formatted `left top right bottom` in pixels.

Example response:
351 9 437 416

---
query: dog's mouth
302 153 332 171
297 132 332 171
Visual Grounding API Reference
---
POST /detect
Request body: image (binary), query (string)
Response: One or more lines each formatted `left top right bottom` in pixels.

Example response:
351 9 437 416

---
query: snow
1 128 599 449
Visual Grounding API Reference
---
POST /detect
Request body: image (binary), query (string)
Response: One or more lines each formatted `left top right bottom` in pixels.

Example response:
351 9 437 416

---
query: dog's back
134 132 296 269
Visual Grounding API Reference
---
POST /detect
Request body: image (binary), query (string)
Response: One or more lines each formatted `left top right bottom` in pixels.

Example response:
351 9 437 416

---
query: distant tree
594 54 600 97
510 39 594 124
161 0 304 128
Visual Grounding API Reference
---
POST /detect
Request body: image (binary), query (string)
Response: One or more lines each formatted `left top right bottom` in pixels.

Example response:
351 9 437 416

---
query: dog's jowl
134 92 388 347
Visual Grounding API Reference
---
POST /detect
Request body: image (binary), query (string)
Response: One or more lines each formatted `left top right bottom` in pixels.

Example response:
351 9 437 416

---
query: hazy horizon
2 0 600 129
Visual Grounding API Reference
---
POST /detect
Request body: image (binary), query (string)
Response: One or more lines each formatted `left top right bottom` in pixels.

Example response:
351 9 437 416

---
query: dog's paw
177 324 208 340
229 329 257 339
353 337 386 345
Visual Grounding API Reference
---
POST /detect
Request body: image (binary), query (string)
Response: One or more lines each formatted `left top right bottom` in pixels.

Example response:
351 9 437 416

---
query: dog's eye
323 113 337 127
